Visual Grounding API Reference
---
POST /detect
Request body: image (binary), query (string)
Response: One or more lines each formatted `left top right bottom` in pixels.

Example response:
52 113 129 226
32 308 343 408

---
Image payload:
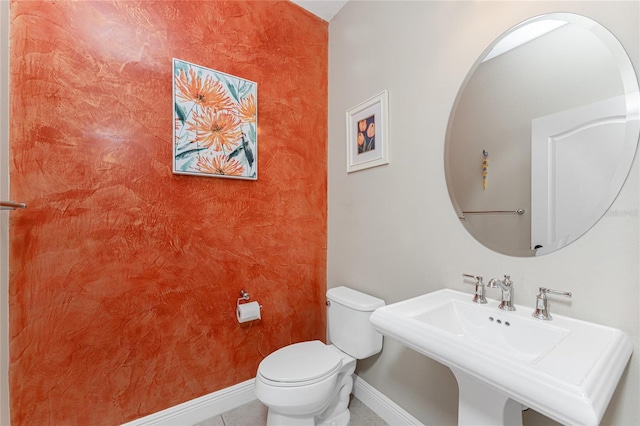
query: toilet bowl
254 287 385 426
255 341 356 425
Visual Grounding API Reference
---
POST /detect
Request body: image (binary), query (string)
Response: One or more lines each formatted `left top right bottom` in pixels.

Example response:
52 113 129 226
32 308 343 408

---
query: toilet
254 286 385 426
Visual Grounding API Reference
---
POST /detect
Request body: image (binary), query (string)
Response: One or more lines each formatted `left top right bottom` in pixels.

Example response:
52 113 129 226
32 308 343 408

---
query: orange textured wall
8 1 327 424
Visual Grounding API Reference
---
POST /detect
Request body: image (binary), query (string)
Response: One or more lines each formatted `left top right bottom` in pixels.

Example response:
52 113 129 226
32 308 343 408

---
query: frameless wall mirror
445 13 640 257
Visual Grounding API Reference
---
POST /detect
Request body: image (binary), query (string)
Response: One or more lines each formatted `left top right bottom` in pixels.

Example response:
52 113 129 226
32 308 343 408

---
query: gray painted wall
328 1 639 425
1 1 10 424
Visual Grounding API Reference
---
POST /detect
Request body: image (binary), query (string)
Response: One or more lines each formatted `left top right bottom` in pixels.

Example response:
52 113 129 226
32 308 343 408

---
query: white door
531 96 630 255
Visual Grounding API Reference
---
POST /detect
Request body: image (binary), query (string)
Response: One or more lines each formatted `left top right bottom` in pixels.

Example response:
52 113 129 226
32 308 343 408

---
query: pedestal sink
369 289 633 426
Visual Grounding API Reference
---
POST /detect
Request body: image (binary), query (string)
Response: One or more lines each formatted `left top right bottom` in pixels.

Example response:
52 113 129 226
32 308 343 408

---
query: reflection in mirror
445 13 640 257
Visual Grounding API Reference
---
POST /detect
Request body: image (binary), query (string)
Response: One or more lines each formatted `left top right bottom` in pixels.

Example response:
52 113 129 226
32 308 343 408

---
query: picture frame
173 58 258 180
346 90 389 173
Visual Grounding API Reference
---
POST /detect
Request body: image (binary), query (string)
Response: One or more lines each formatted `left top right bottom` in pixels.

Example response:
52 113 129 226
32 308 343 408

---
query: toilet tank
327 286 385 359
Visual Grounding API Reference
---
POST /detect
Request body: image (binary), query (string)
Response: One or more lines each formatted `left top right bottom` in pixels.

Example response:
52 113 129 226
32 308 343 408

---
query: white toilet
254 286 385 426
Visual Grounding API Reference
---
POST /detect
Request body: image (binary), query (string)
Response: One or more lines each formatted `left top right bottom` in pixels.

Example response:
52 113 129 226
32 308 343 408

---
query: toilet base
316 367 354 426
266 408 350 426
266 411 315 426
265 363 355 426
317 408 350 426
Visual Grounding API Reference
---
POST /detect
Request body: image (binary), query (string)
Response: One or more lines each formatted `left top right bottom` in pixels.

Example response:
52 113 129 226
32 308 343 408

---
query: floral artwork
173 59 257 179
357 115 375 154
346 91 389 173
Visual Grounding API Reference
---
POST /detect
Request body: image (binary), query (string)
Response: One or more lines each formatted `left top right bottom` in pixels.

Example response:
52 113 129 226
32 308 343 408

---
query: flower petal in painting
175 67 235 111
188 110 242 151
367 122 375 138
238 94 256 123
197 155 244 176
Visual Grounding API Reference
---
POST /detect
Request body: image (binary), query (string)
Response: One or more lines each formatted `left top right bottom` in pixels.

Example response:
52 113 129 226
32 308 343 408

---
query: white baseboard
121 378 256 426
352 375 424 426
121 375 422 426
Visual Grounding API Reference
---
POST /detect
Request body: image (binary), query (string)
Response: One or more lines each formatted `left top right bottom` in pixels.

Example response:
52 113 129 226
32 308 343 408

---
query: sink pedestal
452 368 524 426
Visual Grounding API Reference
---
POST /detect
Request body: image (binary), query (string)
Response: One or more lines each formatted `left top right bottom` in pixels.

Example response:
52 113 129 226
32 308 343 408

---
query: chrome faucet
487 275 515 311
532 287 572 320
462 273 487 304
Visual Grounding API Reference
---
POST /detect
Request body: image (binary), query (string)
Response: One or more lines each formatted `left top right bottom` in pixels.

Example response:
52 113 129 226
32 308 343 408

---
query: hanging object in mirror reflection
482 150 489 190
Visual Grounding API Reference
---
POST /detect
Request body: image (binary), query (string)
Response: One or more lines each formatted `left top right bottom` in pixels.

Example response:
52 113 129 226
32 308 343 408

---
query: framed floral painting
346 90 389 173
173 58 257 180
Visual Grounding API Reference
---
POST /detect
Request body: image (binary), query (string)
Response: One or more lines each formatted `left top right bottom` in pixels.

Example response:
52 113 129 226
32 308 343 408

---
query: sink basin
370 288 633 425
413 298 570 362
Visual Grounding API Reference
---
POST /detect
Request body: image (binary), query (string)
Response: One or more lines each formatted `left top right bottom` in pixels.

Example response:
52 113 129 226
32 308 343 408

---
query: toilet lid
259 341 343 384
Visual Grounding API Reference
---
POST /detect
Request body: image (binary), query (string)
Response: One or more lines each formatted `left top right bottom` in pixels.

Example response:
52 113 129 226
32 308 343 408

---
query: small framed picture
346 90 389 173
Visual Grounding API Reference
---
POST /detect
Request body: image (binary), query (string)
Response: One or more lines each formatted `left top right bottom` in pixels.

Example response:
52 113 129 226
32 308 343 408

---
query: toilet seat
258 341 343 387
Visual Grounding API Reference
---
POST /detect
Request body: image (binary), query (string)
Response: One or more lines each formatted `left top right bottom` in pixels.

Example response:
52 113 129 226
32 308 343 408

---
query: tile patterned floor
193 396 388 426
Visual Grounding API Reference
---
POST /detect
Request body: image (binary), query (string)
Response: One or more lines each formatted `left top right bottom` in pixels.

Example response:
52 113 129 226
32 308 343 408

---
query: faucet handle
462 273 483 283
532 287 572 320
538 287 572 298
462 273 487 304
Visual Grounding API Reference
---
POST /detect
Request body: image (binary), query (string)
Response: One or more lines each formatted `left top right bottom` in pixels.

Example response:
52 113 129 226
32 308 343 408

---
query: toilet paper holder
238 289 250 303
236 290 262 323
237 290 262 308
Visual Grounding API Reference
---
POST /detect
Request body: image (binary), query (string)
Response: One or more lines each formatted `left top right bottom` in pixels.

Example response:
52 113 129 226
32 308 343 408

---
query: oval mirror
445 13 640 257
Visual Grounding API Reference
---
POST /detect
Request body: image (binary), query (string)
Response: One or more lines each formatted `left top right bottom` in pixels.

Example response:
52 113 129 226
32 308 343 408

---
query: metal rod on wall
0 201 27 211
462 208 526 215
